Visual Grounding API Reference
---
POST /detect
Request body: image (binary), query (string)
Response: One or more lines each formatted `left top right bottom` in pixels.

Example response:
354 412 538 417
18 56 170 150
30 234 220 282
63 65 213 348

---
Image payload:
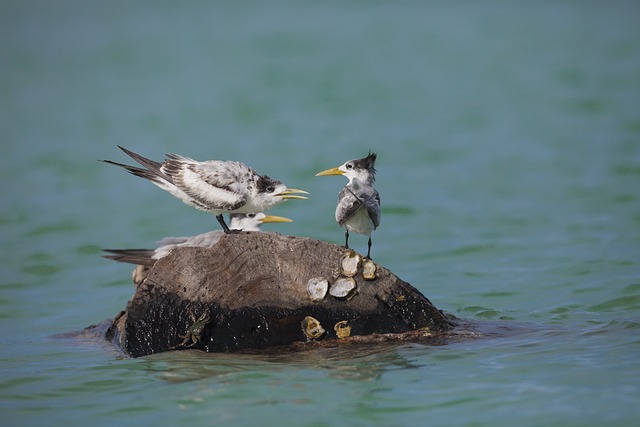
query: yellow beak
315 167 344 177
277 188 309 200
260 215 293 224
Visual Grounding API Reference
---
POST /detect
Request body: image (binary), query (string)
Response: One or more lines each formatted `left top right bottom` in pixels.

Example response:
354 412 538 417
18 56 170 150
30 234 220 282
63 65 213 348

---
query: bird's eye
346 163 353 169
247 213 256 218
266 186 275 193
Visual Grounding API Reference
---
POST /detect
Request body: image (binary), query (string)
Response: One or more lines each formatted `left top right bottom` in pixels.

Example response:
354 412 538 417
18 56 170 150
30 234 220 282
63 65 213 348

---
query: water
2 1 640 425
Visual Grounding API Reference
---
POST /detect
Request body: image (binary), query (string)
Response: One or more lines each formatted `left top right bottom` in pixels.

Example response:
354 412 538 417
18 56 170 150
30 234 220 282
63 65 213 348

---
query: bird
316 152 380 258
102 145 307 233
103 212 292 267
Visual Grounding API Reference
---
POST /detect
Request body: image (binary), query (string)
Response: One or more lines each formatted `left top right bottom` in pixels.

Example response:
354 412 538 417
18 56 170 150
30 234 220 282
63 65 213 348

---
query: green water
2 1 640 426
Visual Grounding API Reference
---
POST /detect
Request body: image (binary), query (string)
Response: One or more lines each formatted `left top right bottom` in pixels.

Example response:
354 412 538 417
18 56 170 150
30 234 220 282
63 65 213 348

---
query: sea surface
2 1 640 426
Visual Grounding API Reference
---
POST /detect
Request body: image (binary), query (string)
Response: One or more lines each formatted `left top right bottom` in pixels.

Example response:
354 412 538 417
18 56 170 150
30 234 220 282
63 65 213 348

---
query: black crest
353 152 377 175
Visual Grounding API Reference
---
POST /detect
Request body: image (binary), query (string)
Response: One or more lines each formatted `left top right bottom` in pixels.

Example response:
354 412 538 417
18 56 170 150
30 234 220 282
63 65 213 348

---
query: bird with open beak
103 146 307 233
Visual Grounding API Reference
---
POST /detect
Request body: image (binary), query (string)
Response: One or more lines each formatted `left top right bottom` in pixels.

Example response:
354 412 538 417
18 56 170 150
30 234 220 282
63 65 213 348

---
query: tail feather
101 159 164 184
116 145 174 184
102 249 157 267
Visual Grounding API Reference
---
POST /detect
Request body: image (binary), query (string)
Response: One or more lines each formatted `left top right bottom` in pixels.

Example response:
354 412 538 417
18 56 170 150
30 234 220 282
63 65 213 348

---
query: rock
105 232 455 357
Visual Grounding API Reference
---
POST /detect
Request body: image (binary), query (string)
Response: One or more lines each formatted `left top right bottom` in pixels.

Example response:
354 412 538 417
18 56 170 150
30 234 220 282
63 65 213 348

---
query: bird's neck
349 175 374 186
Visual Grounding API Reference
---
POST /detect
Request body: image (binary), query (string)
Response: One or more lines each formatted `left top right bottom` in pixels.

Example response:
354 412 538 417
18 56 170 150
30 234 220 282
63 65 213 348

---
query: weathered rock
105 232 455 357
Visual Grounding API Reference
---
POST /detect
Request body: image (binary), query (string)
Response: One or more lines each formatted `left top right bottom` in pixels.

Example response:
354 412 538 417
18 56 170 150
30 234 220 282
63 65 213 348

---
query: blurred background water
2 1 640 426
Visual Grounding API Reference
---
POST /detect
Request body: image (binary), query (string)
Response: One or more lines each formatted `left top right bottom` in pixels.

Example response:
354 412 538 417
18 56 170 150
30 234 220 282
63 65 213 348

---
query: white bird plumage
103 212 292 266
103 146 307 233
316 152 380 258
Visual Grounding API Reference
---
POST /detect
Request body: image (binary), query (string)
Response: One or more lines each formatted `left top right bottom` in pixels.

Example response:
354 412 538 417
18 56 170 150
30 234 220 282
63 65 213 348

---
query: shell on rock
334 320 352 339
362 259 377 281
329 277 357 299
307 277 329 302
301 316 326 340
339 251 361 278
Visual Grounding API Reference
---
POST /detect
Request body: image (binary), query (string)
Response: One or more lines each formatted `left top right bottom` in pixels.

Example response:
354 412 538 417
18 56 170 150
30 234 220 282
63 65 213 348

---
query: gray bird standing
316 153 380 258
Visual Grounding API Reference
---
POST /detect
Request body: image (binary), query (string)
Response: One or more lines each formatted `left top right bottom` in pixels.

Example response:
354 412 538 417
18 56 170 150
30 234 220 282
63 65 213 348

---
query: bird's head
315 152 377 184
254 176 308 208
229 212 293 232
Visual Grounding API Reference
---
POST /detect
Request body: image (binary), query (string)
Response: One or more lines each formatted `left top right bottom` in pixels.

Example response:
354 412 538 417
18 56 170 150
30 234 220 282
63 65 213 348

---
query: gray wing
155 236 190 246
367 188 381 229
154 230 225 258
336 182 381 229
163 156 249 211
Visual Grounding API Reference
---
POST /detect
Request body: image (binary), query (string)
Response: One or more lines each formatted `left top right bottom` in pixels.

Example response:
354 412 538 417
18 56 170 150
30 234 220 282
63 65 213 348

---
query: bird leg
344 230 350 249
366 237 372 259
217 214 242 234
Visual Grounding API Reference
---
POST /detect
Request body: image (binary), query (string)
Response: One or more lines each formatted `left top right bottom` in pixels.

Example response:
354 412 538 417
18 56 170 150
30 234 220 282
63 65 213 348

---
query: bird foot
223 228 244 235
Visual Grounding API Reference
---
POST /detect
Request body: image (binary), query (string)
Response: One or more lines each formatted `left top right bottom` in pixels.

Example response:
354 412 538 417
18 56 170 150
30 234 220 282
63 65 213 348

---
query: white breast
341 206 375 236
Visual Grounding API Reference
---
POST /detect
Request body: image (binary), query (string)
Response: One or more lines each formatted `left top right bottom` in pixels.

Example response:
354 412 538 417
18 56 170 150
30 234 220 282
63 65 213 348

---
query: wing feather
336 183 380 229
102 249 157 267
164 158 252 211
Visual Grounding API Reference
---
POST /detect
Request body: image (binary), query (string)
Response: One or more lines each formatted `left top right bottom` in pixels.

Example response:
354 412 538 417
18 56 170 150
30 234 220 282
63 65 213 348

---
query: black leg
216 214 231 233
344 230 350 249
218 214 242 234
215 214 237 234
367 237 372 259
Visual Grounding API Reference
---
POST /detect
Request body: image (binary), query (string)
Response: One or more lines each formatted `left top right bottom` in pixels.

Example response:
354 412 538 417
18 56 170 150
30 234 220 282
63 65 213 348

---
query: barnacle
301 316 326 340
362 259 377 281
334 320 352 339
339 251 361 278
307 277 329 302
329 277 357 299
